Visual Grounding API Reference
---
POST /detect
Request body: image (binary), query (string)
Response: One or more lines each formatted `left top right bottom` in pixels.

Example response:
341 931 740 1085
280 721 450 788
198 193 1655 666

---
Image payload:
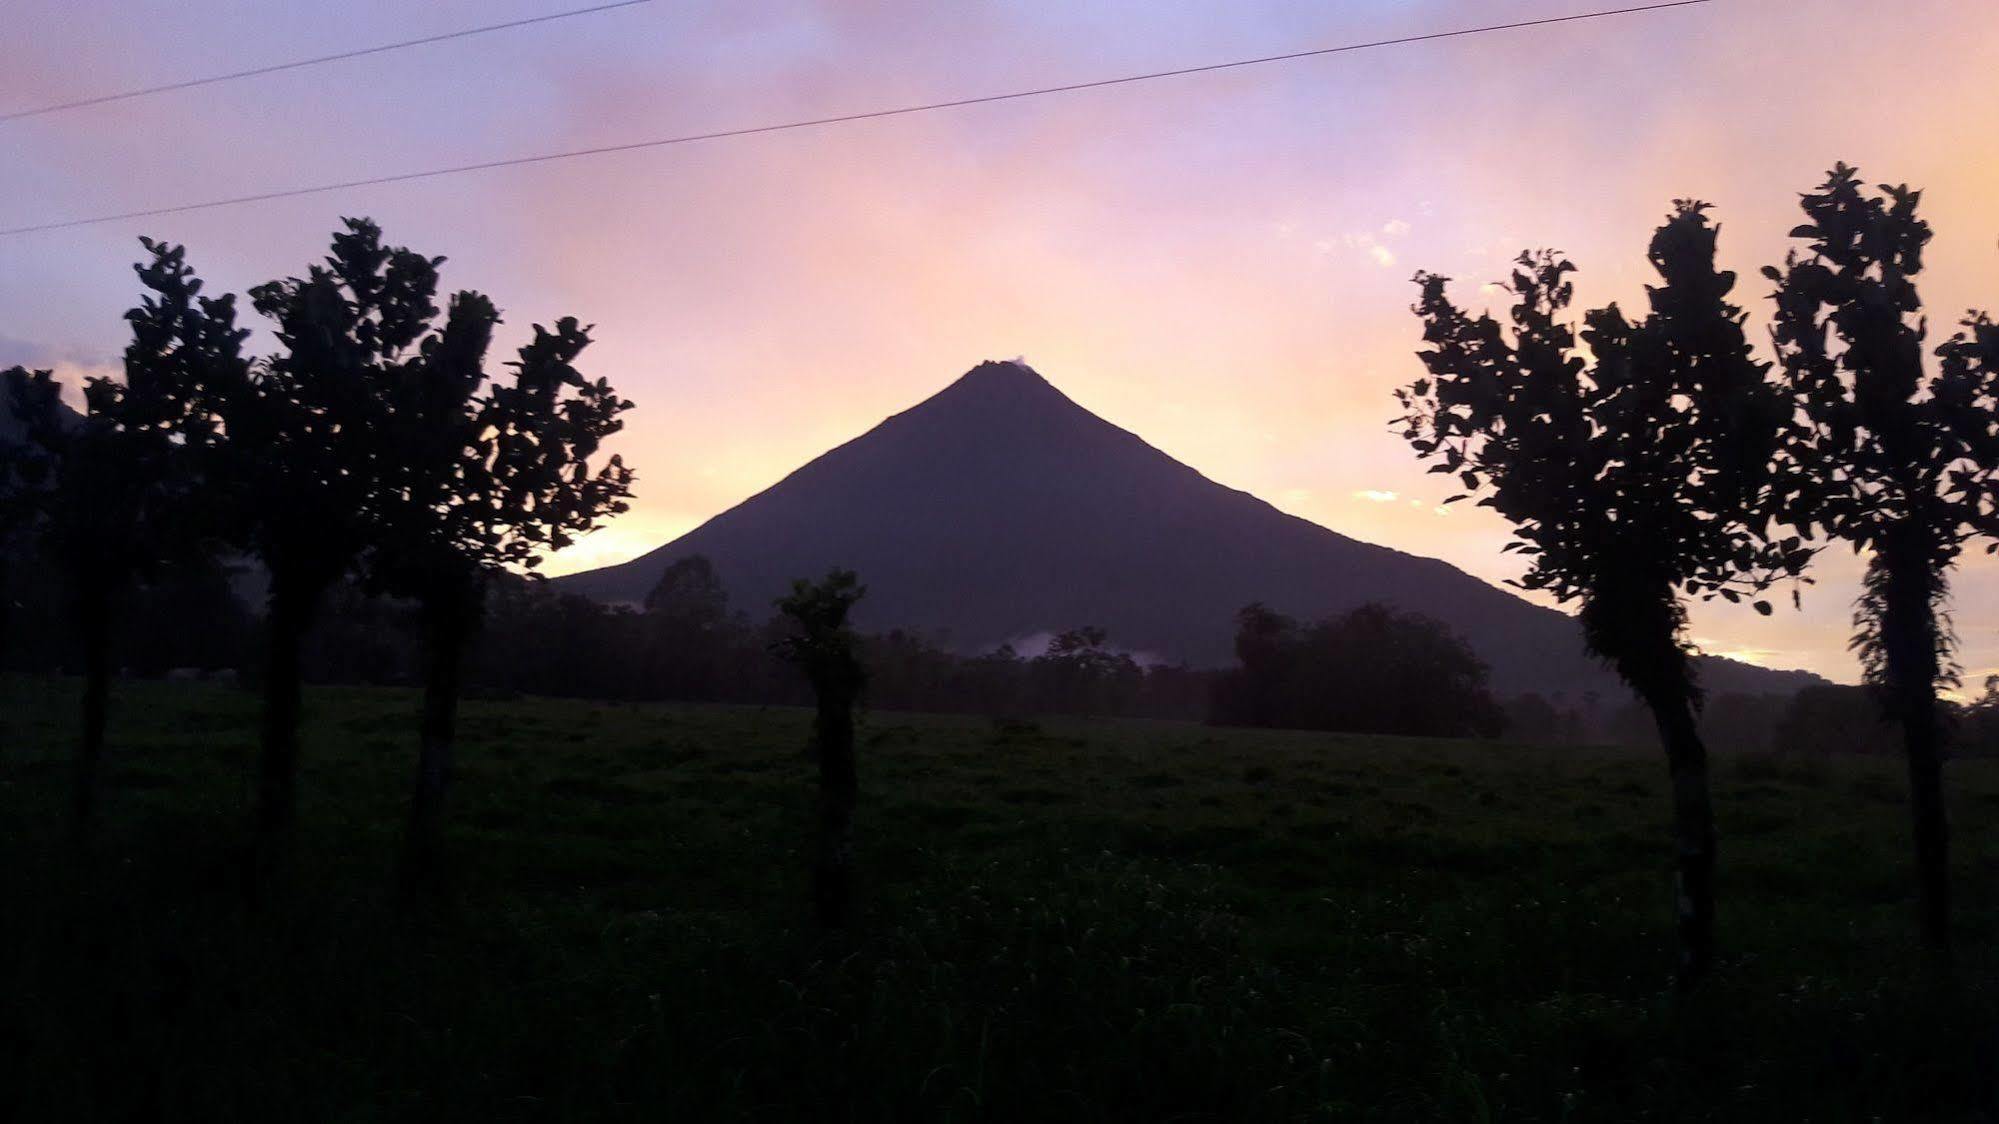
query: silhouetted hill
560 361 1821 698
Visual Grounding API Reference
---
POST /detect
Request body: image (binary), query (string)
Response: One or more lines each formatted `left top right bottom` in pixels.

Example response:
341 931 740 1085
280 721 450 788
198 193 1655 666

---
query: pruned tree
1765 164 1999 952
4 240 244 835
196 219 434 866
370 288 635 895
774 569 867 927
1396 201 1807 985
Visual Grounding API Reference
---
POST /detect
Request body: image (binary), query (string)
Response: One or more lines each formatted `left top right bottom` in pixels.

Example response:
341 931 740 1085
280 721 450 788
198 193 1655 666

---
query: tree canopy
1398 202 1806 666
1766 165 1999 694
1765 164 1999 951
1397 200 1808 985
1212 601 1503 738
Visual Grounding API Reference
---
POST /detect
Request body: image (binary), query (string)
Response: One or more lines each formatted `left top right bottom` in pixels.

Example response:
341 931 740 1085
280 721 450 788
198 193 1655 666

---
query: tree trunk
400 592 468 901
1901 695 1949 951
813 684 858 928
254 581 312 880
1879 554 1951 953
1644 684 1717 987
73 585 112 839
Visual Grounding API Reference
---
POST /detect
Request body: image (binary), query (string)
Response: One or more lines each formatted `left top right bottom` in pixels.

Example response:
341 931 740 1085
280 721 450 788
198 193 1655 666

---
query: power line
1 0 1716 238
0 0 653 124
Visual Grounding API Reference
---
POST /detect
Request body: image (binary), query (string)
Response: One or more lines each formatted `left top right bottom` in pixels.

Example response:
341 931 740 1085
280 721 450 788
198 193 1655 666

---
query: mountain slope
559 361 1819 697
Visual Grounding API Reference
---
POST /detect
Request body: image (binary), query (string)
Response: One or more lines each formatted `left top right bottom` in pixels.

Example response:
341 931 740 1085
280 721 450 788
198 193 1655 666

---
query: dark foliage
466 562 1218 719
1962 677 1999 758
640 555 754 701
0 367 58 668
1397 201 1806 984
1774 686 1905 758
186 219 429 855
774 569 868 927
3 549 1579 738
1501 692 1589 744
354 236 635 896
1766 164 1999 949
1211 601 1503 738
3 241 239 832
0 550 250 680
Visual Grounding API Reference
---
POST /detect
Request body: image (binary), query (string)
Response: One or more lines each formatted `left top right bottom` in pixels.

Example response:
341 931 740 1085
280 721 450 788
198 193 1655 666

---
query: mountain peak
959 357 1045 384
933 358 1064 405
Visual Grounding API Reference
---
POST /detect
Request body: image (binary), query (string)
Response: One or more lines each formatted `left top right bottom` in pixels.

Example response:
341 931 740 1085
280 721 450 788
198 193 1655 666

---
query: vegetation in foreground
3 676 1995 1122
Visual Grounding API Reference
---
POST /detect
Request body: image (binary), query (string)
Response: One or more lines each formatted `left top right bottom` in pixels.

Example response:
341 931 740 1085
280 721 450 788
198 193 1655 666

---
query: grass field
2 675 1996 1122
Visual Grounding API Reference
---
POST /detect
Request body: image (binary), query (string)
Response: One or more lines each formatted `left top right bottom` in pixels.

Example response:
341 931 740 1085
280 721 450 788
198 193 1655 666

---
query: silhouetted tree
774 569 867 927
10 372 127 834
1766 164 1999 951
471 574 647 698
1221 603 1296 728
1029 626 1143 715
1772 685 1901 757
293 579 413 686
1962 676 1999 758
370 283 635 895
1694 692 1785 757
193 219 430 870
5 241 240 834
1397 202 1805 984
644 555 729 621
0 366 59 671
117 555 253 676
1211 601 1502 737
1503 692 1570 744
642 555 740 699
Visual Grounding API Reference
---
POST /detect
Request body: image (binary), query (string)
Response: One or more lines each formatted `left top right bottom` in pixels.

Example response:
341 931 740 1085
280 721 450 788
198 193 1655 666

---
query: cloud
1337 229 1400 268
0 334 112 372
1382 219 1411 238
1692 637 1787 668
1353 489 1398 503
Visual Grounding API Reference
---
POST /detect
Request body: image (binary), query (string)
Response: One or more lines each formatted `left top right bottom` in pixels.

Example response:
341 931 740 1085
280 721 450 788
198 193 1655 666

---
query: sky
2 0 1996 687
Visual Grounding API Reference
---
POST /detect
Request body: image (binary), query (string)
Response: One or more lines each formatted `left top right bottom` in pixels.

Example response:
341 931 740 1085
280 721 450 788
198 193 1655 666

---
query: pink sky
3 0 1996 684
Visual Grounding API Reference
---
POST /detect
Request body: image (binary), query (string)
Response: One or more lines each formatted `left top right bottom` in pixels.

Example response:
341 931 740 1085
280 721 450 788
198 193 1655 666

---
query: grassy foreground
1 676 1995 1122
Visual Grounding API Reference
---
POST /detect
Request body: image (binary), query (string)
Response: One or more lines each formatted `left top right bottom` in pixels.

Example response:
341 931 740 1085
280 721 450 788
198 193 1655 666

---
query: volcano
558 361 1817 698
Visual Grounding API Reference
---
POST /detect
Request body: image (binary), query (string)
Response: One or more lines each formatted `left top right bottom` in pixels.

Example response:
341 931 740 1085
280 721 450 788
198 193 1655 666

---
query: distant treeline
1511 680 1999 759
0 550 1501 730
10 548 1997 754
2 552 1216 718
